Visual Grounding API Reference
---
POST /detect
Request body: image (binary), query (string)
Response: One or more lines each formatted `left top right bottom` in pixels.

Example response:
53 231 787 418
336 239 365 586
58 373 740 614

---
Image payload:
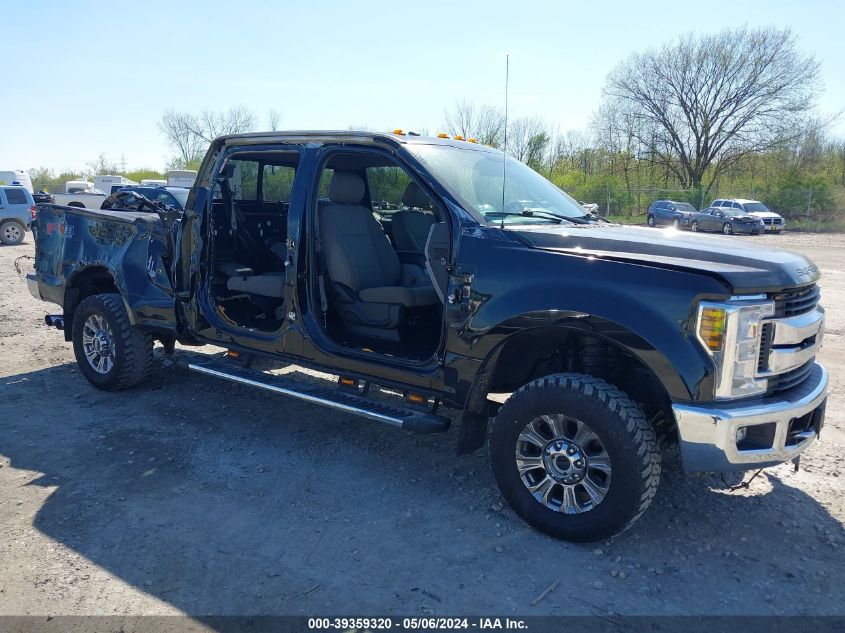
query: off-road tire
490 373 661 542
72 293 153 390
0 220 25 245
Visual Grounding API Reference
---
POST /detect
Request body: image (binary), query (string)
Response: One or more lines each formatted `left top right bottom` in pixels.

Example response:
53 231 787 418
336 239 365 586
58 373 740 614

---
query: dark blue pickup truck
27 131 828 542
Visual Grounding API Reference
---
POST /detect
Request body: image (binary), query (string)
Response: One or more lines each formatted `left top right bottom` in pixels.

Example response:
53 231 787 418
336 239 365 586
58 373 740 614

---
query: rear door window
3 188 28 205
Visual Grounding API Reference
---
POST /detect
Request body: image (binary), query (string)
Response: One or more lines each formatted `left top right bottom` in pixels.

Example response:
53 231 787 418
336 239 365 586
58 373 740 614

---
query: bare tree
159 107 257 167
603 26 822 191
507 116 549 169
267 108 282 131
443 100 506 147
86 153 121 176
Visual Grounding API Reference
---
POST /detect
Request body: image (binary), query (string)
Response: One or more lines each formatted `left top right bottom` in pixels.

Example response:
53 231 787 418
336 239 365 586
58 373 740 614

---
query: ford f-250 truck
27 131 828 542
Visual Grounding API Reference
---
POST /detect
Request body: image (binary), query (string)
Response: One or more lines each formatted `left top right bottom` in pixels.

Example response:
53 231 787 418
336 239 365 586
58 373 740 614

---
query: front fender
450 239 729 402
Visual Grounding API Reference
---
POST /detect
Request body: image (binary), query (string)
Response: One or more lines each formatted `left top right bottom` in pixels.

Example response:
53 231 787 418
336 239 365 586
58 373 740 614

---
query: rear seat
226 271 285 297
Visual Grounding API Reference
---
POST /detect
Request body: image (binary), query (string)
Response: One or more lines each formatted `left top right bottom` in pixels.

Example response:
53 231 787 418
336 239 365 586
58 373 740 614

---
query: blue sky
1 0 843 173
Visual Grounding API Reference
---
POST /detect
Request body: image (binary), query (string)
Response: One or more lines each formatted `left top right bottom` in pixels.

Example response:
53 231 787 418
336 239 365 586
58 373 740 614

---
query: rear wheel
647 215 655 227
490 373 660 542
0 220 25 245
72 293 153 390
690 221 699 232
722 223 733 235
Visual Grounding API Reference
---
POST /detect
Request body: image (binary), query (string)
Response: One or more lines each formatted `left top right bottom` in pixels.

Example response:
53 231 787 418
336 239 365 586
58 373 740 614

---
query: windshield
408 144 587 224
743 202 770 212
168 188 189 208
675 202 697 213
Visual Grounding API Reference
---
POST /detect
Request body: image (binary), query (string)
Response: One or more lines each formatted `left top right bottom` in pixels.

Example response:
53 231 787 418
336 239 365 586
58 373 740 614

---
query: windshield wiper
486 210 581 224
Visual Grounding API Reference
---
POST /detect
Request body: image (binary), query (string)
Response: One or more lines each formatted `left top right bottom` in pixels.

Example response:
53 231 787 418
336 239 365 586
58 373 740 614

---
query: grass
779 217 845 233
606 214 646 226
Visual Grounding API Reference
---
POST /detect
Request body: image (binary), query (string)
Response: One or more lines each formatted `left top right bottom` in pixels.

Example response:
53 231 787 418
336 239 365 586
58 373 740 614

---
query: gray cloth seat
227 272 285 297
218 261 285 298
391 182 436 252
319 172 438 338
217 261 250 277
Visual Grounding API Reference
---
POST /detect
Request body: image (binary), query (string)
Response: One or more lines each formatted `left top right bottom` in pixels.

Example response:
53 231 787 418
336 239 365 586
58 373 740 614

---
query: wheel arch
62 266 122 341
457 319 687 454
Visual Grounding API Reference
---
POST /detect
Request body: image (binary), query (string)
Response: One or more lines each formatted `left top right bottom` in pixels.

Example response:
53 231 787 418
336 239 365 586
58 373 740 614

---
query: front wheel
0 220 25 245
722 223 733 235
672 218 680 229
690 221 699 232
72 293 153 390
490 373 660 542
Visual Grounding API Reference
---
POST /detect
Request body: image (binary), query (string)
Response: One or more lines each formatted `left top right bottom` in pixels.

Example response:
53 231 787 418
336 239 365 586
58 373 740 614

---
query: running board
188 358 451 434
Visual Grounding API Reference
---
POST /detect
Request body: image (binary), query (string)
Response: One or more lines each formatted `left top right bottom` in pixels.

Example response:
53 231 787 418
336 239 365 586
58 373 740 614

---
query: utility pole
120 153 127 173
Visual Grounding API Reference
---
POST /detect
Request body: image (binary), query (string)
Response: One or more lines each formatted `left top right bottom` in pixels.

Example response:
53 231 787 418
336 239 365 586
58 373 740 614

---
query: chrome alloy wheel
515 414 612 514
2 223 22 243
81 314 115 374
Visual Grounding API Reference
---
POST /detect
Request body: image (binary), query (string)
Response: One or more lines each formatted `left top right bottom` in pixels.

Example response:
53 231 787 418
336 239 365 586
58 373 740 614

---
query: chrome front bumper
673 363 828 472
25 273 40 301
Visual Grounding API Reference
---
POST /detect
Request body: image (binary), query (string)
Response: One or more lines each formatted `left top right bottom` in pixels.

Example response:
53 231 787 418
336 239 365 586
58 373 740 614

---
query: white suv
709 198 785 233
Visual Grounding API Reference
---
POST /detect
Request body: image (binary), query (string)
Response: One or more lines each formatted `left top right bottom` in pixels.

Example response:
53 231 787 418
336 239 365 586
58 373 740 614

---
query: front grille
758 322 774 373
762 218 784 226
772 284 820 318
758 284 821 395
767 360 815 395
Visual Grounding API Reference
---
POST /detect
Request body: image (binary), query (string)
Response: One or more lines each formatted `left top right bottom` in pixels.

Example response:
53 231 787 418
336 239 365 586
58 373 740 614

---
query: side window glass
262 163 297 202
232 160 259 200
366 165 414 211
317 168 334 200
5 188 27 204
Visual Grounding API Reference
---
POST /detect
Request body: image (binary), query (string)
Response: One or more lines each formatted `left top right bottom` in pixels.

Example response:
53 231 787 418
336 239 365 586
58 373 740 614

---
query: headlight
696 299 775 399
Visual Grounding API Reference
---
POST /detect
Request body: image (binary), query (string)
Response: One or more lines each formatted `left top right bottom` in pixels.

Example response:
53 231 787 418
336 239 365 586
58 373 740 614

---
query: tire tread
492 372 661 540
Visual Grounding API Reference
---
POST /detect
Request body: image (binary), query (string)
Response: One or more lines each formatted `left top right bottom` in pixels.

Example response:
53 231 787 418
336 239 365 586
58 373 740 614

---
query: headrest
401 181 431 209
329 172 365 205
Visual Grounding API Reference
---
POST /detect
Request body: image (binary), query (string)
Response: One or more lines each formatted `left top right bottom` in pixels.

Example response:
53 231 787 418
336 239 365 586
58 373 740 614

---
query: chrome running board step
188 358 450 434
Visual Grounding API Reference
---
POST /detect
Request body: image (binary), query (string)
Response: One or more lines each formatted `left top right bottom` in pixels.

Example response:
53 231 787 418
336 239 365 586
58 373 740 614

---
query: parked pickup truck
27 131 828 542
51 180 107 209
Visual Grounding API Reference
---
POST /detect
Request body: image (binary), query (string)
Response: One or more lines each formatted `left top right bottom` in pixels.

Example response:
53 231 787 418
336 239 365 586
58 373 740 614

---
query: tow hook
45 314 65 331
792 456 801 472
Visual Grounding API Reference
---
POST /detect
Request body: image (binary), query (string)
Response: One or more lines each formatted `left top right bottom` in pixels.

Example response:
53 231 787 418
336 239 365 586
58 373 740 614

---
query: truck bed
31 203 176 333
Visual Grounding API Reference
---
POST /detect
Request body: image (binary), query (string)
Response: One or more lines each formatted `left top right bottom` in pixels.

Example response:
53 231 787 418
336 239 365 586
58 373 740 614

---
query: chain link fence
574 185 845 222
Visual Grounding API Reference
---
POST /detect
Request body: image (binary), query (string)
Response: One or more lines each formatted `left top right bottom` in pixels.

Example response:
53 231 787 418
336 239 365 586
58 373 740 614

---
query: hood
731 215 763 222
746 210 782 219
513 223 819 291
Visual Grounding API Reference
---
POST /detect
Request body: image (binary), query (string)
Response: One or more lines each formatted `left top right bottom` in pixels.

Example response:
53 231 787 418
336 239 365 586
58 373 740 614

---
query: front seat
391 181 436 253
319 171 437 340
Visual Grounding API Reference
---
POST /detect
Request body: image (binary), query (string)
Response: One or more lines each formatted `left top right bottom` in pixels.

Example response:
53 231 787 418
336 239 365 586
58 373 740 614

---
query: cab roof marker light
467 138 478 143
437 133 450 139
393 129 405 135
453 135 465 141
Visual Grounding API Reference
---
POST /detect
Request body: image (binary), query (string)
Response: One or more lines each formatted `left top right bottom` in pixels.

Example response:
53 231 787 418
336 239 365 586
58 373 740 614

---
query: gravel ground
0 232 843 617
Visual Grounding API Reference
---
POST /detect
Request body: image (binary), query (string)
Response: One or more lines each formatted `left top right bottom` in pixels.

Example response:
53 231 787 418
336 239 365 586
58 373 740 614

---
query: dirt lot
1 232 843 618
